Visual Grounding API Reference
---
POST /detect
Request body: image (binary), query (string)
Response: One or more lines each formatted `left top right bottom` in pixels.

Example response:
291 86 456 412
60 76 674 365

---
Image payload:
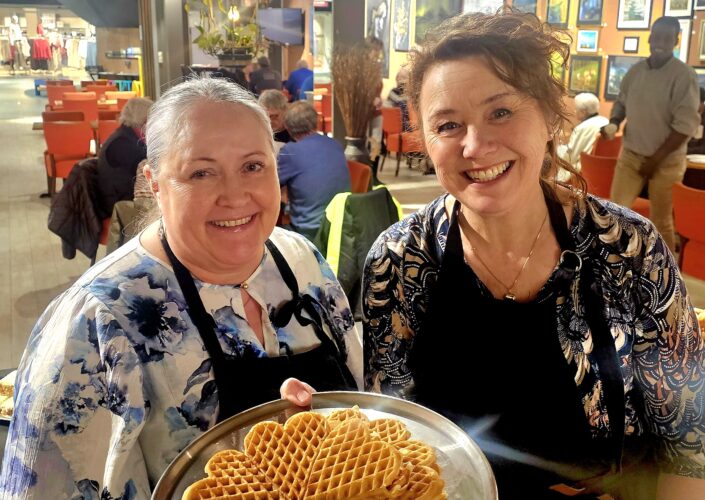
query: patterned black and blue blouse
0 228 362 499
362 193 705 478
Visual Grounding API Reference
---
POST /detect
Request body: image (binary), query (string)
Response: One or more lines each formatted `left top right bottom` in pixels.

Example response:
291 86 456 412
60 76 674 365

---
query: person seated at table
0 77 361 499
249 56 282 96
284 59 313 102
95 97 153 219
386 66 412 132
285 8 705 500
557 92 608 172
258 89 292 146
277 101 351 241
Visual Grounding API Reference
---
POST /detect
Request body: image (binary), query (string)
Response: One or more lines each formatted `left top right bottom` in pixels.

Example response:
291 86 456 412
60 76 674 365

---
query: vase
343 136 370 165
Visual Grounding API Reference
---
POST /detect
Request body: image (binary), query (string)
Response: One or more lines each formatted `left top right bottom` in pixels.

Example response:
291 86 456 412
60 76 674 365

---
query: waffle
304 417 402 499
326 405 368 429
244 411 329 499
395 439 440 471
397 464 445 500
182 449 277 500
369 418 411 444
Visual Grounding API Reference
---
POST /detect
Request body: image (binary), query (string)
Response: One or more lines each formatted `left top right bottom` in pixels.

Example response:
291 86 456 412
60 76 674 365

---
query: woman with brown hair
357 9 704 500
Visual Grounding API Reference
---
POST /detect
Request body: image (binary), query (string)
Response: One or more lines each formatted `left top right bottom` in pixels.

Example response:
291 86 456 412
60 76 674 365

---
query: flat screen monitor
258 8 304 46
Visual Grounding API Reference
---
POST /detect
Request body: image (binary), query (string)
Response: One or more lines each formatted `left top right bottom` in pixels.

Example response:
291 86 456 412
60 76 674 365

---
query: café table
685 155 705 190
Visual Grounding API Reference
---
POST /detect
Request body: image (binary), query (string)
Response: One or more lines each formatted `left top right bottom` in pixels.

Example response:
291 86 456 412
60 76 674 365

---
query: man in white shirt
558 92 608 170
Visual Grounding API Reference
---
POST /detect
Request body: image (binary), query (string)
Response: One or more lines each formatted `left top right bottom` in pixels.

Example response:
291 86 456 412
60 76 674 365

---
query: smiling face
648 23 678 66
153 100 280 283
419 56 551 217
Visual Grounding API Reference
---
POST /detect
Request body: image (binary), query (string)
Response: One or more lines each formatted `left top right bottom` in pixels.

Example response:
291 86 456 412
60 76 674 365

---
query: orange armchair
86 84 118 99
63 92 99 122
672 182 705 280
580 152 650 218
380 107 424 177
46 85 71 109
347 160 372 193
591 134 622 157
42 121 95 196
97 120 120 147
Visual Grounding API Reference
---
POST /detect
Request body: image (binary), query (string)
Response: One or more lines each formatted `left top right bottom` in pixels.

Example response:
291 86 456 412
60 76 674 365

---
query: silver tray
152 391 497 500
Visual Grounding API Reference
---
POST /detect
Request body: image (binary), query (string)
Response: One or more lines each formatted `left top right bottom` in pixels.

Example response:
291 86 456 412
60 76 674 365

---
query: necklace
461 209 549 301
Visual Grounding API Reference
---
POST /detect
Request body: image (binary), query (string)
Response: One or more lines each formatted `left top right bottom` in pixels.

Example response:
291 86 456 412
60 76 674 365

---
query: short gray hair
284 101 318 137
573 92 600 116
119 97 153 127
145 76 274 177
258 89 288 111
296 59 309 69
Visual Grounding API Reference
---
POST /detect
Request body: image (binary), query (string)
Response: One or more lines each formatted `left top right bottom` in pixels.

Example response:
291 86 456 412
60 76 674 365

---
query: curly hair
407 7 586 198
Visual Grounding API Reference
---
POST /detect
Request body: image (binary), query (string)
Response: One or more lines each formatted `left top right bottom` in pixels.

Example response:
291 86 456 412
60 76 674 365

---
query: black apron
409 190 654 499
160 230 357 422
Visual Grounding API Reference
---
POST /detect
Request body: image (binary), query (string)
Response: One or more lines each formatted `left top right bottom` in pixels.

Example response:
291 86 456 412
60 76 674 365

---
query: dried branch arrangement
331 44 382 138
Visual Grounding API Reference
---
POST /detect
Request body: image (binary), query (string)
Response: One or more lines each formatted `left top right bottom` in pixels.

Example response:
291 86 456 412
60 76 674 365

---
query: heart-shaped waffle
397 464 445 500
304 417 402 499
244 411 329 499
369 418 411 444
182 449 277 499
395 440 440 471
326 405 368 430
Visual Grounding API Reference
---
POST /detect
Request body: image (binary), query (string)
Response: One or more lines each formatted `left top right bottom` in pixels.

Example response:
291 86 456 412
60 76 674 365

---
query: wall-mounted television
258 8 305 46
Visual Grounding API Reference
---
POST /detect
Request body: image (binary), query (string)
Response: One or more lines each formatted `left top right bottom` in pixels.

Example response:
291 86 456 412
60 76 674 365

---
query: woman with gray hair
95 97 154 218
0 77 360 498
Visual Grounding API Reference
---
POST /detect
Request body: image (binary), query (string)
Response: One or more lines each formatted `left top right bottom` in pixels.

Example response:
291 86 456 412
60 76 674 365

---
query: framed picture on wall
415 0 462 44
696 0 705 10
675 19 691 63
577 30 599 52
568 56 602 95
546 0 570 28
617 0 652 29
393 0 411 51
694 67 705 88
462 0 503 14
577 0 603 25
699 21 705 59
664 0 693 17
366 0 391 78
512 0 538 14
623 36 639 52
604 55 645 100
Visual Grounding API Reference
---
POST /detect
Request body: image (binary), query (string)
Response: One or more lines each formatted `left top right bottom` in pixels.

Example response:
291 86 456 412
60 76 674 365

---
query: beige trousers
610 148 686 252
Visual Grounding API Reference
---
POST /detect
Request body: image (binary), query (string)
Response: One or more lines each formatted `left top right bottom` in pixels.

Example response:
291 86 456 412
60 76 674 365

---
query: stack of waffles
182 407 447 499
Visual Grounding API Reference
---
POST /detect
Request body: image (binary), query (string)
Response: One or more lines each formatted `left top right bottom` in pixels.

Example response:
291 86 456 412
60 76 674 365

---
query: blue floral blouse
0 227 362 499
363 194 705 478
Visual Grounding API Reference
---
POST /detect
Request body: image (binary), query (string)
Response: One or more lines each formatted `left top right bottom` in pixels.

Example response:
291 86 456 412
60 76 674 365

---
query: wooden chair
97 120 120 147
347 160 372 193
98 110 120 121
86 84 118 99
580 152 650 218
591 134 622 157
672 182 705 280
81 79 108 88
380 107 424 176
46 80 73 86
63 92 98 122
46 85 71 109
42 110 84 122
42 121 94 196
314 94 332 134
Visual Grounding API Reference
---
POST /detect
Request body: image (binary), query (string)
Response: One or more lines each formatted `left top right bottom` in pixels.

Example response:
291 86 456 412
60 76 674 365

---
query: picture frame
393 0 411 51
568 55 602 96
603 55 645 100
512 0 537 14
577 30 599 52
675 19 691 63
696 0 705 11
577 0 603 25
617 0 652 30
462 0 503 14
699 21 705 59
366 0 391 78
623 36 639 53
546 0 570 28
415 0 462 44
694 67 705 88
664 0 693 18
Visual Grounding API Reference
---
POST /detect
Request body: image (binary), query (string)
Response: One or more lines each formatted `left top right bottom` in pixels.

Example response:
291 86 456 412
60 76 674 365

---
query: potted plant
331 43 382 164
186 0 263 67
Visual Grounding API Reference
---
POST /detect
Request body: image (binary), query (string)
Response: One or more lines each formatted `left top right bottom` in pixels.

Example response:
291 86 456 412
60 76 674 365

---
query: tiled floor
0 74 703 371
